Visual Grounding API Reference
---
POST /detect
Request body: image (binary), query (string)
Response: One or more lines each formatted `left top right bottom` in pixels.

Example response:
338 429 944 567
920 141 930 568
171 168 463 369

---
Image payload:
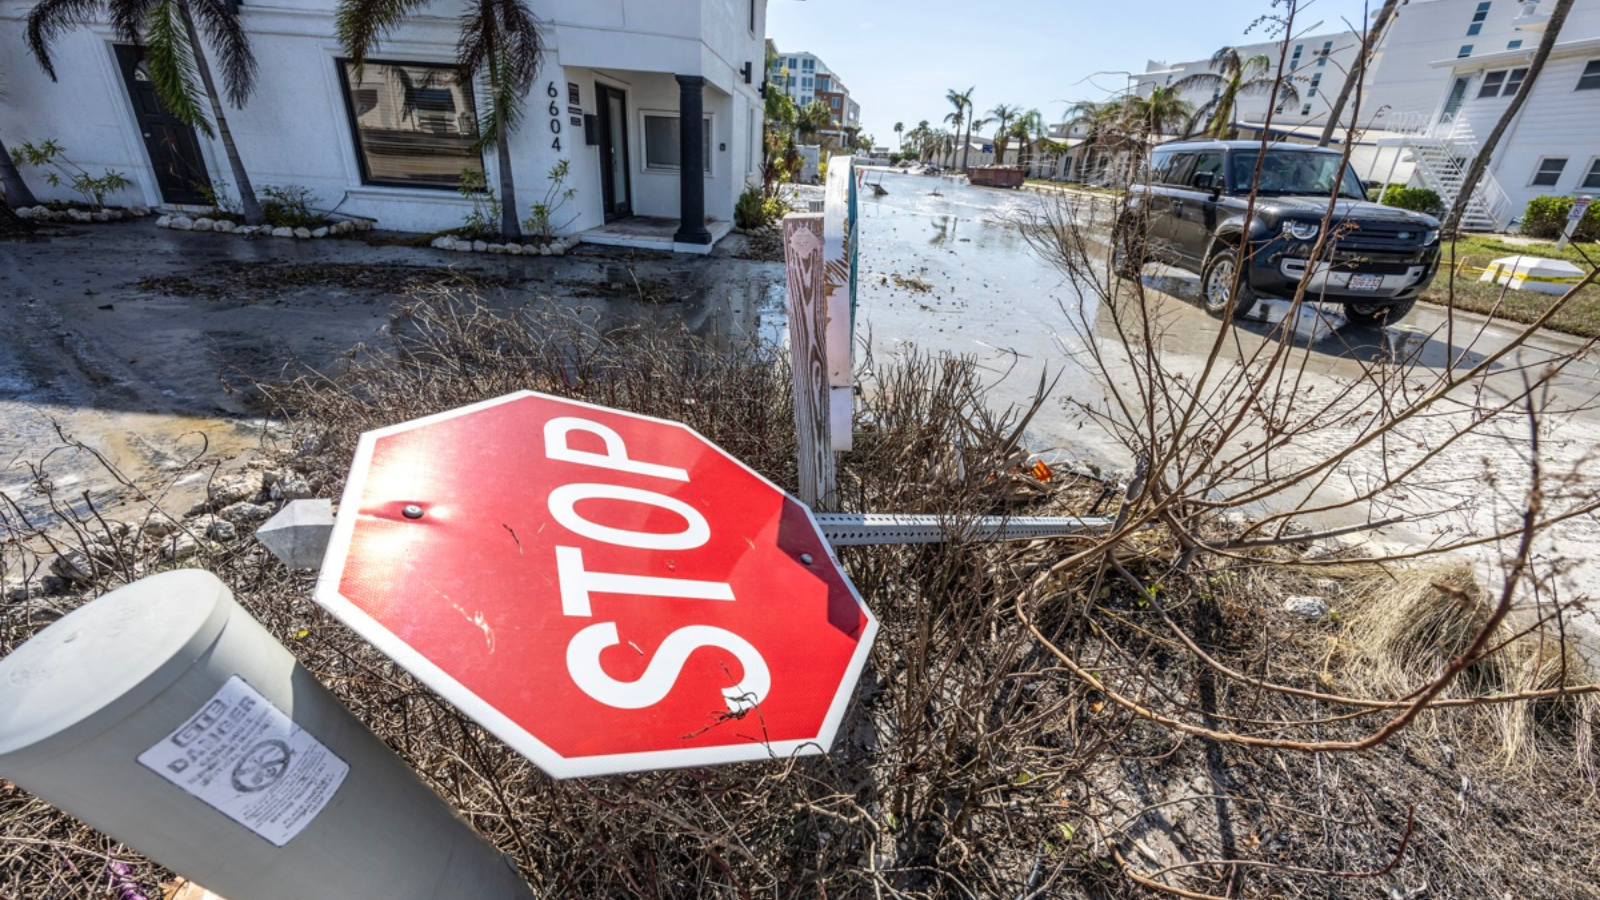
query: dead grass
1424 236 1600 338
4 292 1599 899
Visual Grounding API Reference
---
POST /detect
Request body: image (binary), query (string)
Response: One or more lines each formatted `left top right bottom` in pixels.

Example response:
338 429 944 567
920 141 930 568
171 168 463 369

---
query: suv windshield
1230 150 1366 199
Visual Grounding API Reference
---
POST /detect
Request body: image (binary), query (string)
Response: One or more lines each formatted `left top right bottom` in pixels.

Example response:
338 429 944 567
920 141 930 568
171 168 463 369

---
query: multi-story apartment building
1132 31 1364 134
0 0 771 252
1126 0 1600 230
768 48 859 140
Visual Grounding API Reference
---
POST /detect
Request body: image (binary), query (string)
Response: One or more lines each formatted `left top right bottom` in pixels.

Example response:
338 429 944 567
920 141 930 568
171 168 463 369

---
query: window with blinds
338 60 483 190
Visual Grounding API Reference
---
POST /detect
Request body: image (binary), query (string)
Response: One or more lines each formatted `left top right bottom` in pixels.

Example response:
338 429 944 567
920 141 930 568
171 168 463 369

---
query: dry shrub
1344 562 1495 693
7 290 1600 900
1340 561 1599 774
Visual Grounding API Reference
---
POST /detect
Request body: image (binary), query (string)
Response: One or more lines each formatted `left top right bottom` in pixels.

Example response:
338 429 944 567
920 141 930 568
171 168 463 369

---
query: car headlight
1282 221 1320 241
1424 229 1440 245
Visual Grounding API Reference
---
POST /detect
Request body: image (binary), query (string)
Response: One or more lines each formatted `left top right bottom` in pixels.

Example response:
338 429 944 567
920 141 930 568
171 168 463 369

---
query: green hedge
1379 186 1443 217
1521 194 1600 241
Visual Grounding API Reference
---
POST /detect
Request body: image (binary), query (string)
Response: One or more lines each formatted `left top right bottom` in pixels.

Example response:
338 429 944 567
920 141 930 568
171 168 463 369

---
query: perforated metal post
815 514 1114 546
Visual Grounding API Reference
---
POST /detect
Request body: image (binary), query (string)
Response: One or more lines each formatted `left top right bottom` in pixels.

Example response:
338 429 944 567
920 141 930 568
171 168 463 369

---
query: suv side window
1164 153 1197 186
1190 152 1223 190
1148 150 1176 184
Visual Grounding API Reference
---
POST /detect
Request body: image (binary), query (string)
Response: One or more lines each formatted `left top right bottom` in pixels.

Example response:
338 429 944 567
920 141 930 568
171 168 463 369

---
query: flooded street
4 177 1598 608
853 168 1600 614
0 223 780 526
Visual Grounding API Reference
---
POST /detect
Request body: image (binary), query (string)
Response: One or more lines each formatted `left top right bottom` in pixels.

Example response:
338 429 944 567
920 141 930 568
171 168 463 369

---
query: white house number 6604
546 83 562 152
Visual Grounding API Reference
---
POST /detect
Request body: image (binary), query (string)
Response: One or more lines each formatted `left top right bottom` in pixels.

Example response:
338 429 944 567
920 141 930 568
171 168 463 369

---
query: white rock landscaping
12 205 152 223
153 214 375 239
426 234 579 257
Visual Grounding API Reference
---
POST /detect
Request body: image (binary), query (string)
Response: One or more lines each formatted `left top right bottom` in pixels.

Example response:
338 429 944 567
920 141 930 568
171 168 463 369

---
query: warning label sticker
137 676 349 847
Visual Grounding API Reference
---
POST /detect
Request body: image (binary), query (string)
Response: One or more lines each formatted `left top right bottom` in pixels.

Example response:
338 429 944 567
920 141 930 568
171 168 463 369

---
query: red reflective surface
336 394 869 761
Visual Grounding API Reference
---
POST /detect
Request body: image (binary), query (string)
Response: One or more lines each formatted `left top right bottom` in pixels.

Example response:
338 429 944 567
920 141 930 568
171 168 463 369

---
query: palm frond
1239 76 1299 103
188 0 257 106
143 0 212 135
335 0 432 71
109 0 157 45
1170 71 1224 93
460 0 540 145
26 0 105 81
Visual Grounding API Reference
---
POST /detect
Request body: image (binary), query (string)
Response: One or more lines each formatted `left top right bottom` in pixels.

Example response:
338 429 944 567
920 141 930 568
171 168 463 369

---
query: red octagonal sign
315 392 877 778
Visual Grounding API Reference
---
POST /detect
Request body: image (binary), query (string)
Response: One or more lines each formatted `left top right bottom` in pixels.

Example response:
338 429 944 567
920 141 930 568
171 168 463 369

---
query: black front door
115 45 211 205
595 83 632 221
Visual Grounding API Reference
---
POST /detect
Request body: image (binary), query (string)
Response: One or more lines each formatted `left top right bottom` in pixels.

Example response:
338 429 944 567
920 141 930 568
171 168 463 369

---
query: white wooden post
822 155 856 452
783 213 837 510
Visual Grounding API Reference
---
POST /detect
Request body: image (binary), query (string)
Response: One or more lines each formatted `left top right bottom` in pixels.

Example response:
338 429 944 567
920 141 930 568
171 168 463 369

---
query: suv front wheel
1201 247 1258 320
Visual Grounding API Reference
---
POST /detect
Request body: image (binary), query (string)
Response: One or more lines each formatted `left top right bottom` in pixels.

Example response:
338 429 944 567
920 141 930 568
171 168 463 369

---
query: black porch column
673 74 712 245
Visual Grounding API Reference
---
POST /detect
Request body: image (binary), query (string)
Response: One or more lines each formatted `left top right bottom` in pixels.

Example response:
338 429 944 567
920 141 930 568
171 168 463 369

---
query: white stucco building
1371 0 1600 229
1132 31 1367 133
0 0 772 251
1124 0 1600 230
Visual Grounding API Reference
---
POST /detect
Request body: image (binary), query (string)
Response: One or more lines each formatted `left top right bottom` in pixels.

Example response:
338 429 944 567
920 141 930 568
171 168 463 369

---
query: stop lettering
316 392 877 779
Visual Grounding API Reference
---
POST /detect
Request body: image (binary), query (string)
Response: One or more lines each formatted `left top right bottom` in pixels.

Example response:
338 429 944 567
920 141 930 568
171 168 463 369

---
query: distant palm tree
943 87 968 167
1012 107 1045 173
967 114 993 164
945 86 977 170
987 103 1020 165
26 0 266 222
796 99 833 145
0 64 39 209
1174 47 1299 138
1063 99 1132 183
1127 86 1193 138
339 0 541 239
893 120 904 149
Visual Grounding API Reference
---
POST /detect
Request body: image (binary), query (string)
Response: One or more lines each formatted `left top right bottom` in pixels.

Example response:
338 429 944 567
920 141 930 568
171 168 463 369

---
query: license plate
1348 273 1384 291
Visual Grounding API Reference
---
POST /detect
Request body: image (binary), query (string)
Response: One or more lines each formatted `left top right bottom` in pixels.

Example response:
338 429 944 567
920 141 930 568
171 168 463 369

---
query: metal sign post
1555 195 1594 252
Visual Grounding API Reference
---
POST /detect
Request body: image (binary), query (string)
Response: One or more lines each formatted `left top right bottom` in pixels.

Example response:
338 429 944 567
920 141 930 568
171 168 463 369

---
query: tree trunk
482 18 521 241
1319 0 1402 147
1443 0 1574 235
178 0 265 225
960 118 971 171
0 135 40 208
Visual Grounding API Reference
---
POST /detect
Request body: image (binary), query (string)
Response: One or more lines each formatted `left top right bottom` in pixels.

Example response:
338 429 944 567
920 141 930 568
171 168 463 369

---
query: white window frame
639 110 714 176
1581 157 1600 191
1578 60 1600 91
1530 156 1568 188
1477 67 1527 98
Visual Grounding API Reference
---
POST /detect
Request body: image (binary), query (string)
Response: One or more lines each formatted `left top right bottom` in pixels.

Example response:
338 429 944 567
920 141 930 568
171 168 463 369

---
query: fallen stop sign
315 392 877 778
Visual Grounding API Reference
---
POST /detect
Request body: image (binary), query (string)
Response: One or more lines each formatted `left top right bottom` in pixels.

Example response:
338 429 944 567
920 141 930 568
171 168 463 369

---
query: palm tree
987 103 1020 165
1011 107 1045 173
1128 86 1193 138
945 86 976 170
1318 0 1401 147
893 120 904 150
0 63 40 209
339 0 541 239
26 0 266 223
1444 0 1575 235
1173 47 1299 139
967 114 993 165
1063 99 1132 183
796 99 833 145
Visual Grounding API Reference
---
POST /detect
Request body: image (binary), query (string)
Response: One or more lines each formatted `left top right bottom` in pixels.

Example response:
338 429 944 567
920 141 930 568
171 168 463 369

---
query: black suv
1114 140 1441 325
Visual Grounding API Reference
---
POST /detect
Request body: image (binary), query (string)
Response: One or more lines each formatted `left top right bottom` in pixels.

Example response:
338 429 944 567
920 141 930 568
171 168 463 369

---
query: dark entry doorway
115 45 212 205
595 83 632 221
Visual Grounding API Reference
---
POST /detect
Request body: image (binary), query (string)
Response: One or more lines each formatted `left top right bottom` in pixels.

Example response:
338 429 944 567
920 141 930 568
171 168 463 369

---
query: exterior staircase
1399 124 1515 232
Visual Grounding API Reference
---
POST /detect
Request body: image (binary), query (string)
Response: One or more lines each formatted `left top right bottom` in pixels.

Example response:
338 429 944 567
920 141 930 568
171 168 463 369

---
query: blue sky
767 0 1376 147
